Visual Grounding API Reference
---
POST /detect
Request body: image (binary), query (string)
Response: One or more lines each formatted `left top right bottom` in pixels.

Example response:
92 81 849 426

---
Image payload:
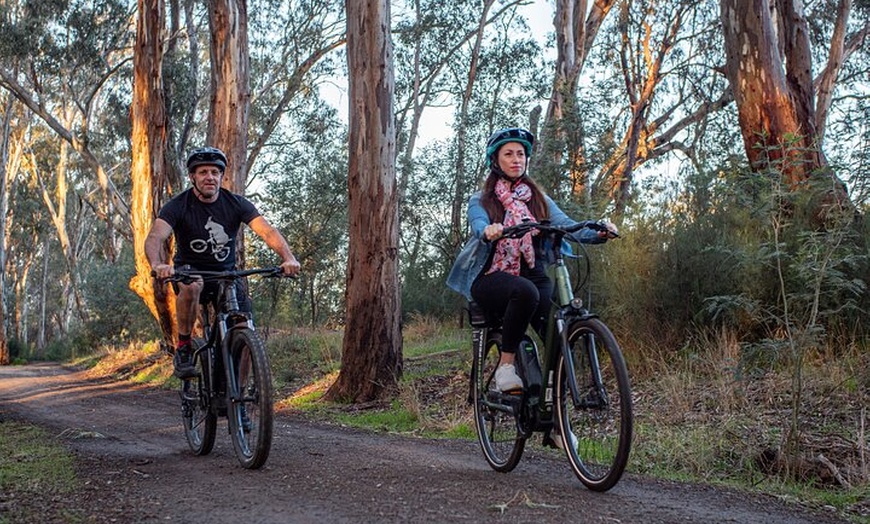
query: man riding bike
145 146 300 378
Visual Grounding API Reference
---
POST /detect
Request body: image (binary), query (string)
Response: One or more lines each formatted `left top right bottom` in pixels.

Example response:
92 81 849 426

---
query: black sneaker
173 343 197 379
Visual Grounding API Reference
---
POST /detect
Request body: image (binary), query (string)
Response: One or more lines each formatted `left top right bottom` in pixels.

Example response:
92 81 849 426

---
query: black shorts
170 270 251 313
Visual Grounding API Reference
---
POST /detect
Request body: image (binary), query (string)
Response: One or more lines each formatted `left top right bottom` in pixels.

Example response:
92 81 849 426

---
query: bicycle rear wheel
181 341 216 455
472 331 525 472
227 328 274 469
556 318 632 491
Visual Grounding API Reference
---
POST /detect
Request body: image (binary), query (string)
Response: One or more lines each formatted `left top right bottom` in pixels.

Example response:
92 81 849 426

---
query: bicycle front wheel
472 332 525 472
181 341 216 455
556 318 633 491
227 328 274 469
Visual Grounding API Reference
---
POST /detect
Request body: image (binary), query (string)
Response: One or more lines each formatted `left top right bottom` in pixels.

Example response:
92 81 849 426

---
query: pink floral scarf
486 178 536 275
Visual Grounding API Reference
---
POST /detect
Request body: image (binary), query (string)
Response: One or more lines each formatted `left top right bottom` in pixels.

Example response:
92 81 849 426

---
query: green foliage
80 252 159 346
255 97 349 327
335 401 419 433
266 328 342 389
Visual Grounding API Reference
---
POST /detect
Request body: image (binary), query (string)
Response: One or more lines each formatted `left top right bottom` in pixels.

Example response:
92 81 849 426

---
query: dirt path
0 363 849 523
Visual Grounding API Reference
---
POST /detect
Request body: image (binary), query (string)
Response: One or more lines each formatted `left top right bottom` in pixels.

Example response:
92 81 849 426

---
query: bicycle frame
470 220 632 490
543 246 598 409
194 275 258 416
474 221 610 432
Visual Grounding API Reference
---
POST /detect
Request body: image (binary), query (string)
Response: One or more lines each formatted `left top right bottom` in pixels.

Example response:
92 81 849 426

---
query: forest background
0 0 868 509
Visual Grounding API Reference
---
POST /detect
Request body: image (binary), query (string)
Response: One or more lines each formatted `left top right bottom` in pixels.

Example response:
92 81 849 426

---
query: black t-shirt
158 188 260 270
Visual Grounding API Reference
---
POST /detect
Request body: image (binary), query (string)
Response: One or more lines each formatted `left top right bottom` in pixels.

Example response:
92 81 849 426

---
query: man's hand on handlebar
280 256 301 277
151 263 174 280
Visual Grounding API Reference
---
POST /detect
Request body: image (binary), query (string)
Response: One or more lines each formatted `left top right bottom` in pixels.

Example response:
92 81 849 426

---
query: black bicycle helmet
485 127 535 168
186 147 227 172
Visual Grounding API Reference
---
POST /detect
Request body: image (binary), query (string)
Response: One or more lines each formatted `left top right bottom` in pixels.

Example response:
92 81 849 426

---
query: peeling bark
326 0 402 403
130 0 176 347
719 0 851 214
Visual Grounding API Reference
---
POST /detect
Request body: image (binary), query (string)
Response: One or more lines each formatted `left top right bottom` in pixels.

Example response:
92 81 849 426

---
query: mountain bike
159 266 287 469
468 220 633 491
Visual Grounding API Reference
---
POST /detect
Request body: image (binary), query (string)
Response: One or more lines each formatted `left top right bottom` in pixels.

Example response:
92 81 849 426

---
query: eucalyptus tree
0 93 12 364
130 0 175 347
533 0 616 196
206 0 251 194
394 0 544 255
391 0 528 193
325 0 401 403
719 0 866 219
401 15 547 318
246 0 345 179
0 0 134 262
256 98 348 328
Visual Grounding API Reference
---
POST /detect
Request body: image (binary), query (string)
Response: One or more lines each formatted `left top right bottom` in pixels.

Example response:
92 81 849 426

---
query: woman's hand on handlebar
483 223 504 242
598 220 619 239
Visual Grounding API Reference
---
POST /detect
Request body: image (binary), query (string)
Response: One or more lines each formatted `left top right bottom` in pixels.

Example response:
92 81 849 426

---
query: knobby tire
181 341 217 455
227 328 274 469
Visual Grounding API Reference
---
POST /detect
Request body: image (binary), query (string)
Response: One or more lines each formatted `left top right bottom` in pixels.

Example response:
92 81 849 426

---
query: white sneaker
553 429 578 452
494 364 523 392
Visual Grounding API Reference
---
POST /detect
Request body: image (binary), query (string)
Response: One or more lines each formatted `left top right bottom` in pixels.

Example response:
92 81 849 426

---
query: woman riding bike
447 126 618 403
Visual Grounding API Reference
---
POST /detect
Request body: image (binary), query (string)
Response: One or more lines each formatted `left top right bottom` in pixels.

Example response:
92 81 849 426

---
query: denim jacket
446 191 603 300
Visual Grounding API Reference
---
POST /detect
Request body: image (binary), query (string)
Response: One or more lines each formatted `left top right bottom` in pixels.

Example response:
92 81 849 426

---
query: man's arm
248 216 301 276
145 218 175 279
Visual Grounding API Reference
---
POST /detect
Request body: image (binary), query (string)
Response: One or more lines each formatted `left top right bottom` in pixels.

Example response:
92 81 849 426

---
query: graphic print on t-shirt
189 216 231 262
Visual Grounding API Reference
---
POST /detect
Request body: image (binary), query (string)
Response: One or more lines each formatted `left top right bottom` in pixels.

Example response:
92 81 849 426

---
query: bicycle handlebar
151 266 292 284
498 219 619 241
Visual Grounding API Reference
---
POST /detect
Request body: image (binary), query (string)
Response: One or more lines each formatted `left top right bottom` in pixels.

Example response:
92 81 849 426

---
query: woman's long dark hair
480 172 549 223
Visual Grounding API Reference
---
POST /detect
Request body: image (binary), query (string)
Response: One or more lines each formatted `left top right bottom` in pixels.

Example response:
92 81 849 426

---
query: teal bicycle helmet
485 127 535 168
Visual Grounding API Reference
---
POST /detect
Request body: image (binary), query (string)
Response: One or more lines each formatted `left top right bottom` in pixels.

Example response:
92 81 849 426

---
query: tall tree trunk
535 0 616 194
719 0 850 216
450 0 494 256
37 235 50 356
0 94 12 365
207 0 250 265
325 0 402 403
130 0 176 349
31 141 88 324
207 0 250 193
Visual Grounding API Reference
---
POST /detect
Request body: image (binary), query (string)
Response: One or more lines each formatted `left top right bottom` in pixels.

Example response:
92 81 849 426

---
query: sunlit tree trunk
30 140 88 324
130 0 176 348
37 236 50 355
719 0 851 215
325 0 402 403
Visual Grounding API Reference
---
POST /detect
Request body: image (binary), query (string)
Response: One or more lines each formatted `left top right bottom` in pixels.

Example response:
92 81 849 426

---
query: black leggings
470 265 552 355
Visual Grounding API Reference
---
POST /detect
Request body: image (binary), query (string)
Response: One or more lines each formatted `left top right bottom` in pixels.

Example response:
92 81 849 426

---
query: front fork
221 314 256 416
557 315 610 409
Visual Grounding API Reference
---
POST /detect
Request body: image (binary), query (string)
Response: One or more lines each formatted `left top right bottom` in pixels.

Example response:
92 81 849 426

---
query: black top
158 188 260 270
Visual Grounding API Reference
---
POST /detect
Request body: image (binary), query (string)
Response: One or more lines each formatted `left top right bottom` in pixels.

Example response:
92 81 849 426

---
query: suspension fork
563 320 609 408
585 330 609 406
558 315 582 405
